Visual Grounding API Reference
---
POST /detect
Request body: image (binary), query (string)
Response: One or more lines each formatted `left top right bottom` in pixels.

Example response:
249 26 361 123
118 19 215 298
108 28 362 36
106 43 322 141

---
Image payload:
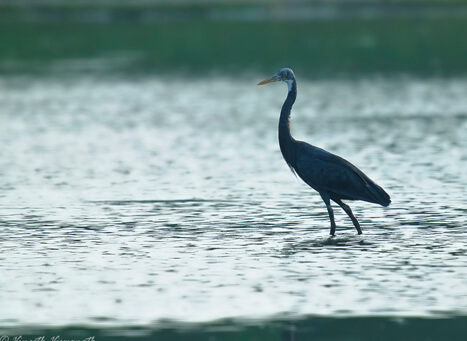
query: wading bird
258 68 390 236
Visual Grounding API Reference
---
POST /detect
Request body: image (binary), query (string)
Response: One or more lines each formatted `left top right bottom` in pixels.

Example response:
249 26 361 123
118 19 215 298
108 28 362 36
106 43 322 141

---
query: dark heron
258 68 390 236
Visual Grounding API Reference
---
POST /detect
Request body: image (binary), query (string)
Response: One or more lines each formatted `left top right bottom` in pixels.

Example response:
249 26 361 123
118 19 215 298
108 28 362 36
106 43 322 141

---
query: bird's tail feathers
366 182 391 207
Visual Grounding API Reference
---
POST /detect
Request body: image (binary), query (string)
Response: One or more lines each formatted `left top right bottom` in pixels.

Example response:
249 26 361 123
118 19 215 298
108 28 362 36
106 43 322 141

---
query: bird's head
257 68 295 90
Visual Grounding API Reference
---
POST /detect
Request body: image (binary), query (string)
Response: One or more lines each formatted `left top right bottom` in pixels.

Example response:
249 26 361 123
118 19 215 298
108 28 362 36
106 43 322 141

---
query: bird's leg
326 205 336 236
321 194 336 236
335 199 362 235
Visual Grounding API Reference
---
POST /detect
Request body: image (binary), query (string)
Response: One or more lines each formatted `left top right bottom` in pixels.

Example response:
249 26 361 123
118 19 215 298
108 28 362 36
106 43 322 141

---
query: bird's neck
279 80 297 166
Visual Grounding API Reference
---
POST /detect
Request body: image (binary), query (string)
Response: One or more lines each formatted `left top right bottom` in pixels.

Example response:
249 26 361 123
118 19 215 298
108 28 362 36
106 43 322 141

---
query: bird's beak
257 75 280 86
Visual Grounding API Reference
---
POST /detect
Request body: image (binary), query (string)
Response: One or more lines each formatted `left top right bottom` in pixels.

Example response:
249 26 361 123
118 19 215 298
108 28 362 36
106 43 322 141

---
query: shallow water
0 73 466 335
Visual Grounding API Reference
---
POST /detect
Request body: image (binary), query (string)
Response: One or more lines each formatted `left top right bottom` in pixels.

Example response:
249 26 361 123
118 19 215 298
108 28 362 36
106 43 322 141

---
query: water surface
0 72 466 338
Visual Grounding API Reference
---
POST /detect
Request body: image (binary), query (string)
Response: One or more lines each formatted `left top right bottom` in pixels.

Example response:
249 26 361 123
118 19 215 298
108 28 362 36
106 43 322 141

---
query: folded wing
293 141 391 206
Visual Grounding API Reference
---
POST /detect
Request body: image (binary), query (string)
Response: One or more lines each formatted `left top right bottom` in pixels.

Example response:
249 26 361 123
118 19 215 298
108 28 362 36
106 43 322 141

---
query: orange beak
257 75 280 86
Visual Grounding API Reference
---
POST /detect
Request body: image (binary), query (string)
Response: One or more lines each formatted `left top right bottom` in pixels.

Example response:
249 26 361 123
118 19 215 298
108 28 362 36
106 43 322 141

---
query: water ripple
0 74 466 328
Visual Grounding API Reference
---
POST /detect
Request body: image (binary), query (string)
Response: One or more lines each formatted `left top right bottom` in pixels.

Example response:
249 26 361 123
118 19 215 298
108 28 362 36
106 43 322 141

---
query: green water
1 8 467 76
4 317 467 340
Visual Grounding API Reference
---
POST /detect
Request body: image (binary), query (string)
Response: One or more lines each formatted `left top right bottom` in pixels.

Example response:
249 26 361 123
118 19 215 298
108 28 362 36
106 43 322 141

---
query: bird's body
258 68 390 236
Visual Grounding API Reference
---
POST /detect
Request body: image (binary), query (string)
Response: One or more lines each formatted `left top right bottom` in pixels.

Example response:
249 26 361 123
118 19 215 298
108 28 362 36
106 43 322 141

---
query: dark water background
2 2 467 77
1 2 467 340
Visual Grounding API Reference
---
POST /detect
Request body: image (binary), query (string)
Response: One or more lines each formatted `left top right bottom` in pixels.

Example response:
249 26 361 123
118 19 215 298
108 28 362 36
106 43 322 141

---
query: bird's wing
294 142 375 201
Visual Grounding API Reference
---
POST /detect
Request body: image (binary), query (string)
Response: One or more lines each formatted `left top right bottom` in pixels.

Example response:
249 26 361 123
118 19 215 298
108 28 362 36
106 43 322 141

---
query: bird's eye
282 72 287 77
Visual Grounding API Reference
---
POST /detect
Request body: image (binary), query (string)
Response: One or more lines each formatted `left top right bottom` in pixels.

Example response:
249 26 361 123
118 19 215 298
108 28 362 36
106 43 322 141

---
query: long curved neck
279 79 297 167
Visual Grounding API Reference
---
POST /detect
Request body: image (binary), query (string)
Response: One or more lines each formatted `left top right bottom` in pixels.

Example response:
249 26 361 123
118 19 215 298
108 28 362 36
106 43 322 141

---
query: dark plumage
258 68 390 236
